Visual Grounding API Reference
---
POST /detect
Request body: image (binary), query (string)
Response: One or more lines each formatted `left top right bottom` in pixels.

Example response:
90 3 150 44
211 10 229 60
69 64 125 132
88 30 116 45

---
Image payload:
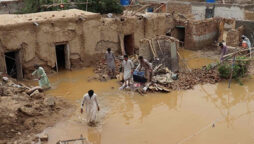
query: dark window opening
124 34 134 55
5 51 17 78
205 5 215 19
55 44 66 71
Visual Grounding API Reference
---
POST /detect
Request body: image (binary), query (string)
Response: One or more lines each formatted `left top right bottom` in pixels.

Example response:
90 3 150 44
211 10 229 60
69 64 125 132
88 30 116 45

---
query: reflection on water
201 79 254 128
87 127 101 144
178 49 217 69
30 50 254 144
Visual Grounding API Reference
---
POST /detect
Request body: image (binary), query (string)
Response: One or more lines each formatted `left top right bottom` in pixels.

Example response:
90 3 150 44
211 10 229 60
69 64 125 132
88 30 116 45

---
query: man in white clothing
242 35 252 57
120 55 134 90
81 90 100 126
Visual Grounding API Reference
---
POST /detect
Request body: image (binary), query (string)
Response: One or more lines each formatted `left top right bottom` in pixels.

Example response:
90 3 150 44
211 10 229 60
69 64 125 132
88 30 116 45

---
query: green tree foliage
218 56 250 80
19 0 50 14
20 0 123 14
77 0 123 14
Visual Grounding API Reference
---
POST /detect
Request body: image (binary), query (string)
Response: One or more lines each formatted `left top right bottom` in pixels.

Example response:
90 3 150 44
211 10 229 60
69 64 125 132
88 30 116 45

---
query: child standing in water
81 90 100 126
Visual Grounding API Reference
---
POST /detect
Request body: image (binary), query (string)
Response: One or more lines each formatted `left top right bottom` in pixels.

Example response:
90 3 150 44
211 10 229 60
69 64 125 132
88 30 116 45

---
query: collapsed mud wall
139 36 179 72
185 18 218 50
97 16 145 54
84 13 174 62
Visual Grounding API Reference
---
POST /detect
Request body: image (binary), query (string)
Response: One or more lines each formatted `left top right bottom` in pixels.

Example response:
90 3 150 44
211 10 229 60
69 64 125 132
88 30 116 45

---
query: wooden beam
131 4 151 15
118 34 126 55
154 4 165 13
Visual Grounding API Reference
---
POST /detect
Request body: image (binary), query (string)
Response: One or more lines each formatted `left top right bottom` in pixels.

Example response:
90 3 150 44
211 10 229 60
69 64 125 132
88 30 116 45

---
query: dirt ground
0 75 73 144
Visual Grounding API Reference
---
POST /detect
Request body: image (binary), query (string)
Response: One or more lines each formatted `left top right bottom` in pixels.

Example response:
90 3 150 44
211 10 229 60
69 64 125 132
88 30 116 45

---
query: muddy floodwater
36 50 254 144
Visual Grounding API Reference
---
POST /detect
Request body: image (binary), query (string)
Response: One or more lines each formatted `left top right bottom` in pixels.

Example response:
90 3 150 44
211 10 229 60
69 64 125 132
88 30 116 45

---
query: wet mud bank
0 75 74 144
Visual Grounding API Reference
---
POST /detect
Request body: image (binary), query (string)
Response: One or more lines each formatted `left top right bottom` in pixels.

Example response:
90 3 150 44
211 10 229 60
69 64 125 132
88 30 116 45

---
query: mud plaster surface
0 10 175 78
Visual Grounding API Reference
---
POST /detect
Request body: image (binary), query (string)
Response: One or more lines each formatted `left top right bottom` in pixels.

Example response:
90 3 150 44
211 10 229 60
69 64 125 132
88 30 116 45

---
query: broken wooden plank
156 40 163 55
132 4 151 15
148 40 156 58
153 64 163 73
154 3 165 13
118 34 126 55
151 39 158 57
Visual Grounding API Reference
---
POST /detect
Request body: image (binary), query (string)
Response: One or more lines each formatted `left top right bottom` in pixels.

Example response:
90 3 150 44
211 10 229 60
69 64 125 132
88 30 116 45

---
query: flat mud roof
0 9 100 27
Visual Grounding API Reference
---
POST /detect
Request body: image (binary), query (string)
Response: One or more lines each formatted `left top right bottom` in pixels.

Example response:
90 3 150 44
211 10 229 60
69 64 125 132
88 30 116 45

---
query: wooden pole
156 40 163 55
86 0 88 11
228 55 236 88
119 34 126 55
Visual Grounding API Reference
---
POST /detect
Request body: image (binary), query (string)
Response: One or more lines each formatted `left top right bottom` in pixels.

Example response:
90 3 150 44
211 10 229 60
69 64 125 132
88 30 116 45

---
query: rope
176 118 223 144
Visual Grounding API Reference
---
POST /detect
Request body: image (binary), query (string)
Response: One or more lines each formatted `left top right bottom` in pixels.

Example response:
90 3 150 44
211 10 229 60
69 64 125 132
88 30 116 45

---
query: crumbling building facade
0 9 175 79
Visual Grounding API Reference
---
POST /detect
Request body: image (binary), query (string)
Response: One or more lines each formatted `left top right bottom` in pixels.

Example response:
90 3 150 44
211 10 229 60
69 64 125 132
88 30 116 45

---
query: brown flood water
38 50 254 144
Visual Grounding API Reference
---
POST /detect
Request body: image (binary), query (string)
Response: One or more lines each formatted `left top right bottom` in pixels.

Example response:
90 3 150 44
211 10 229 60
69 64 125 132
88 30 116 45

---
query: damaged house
0 4 252 80
0 9 176 79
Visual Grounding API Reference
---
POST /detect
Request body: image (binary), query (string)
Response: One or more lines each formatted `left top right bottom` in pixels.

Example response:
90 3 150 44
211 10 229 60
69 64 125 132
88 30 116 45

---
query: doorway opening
124 34 134 55
5 50 23 79
175 26 185 47
55 43 70 71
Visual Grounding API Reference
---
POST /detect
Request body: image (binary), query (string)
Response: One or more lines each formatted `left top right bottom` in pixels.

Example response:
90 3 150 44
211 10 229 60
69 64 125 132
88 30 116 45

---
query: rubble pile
94 55 221 93
168 68 221 90
0 75 69 143
93 57 122 80
147 66 220 92
93 55 139 81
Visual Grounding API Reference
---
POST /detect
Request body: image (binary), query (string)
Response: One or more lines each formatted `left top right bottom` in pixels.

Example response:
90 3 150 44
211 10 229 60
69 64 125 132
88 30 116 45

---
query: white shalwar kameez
81 94 99 123
122 59 134 80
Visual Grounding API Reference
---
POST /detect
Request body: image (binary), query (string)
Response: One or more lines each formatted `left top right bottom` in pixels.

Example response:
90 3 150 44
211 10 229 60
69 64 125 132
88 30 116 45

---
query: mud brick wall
226 29 241 47
0 10 176 79
166 2 192 15
185 19 219 50
245 11 254 21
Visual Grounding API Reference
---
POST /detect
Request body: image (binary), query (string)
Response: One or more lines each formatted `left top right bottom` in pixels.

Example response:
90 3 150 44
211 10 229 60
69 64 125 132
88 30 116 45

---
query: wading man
32 64 51 89
105 48 116 79
120 55 134 90
81 90 100 126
